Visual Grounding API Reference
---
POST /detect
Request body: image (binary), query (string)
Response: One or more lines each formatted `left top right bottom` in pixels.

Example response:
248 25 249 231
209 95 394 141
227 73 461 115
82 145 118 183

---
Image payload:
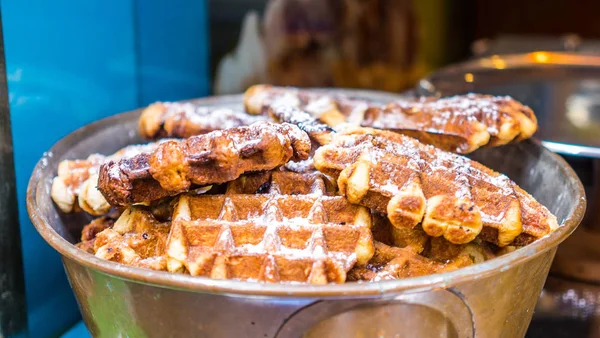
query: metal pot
27 92 585 338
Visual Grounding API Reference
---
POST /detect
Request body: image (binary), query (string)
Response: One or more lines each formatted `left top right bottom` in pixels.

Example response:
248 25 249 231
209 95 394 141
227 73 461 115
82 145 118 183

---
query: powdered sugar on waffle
105 140 172 180
107 141 169 162
378 94 509 135
161 102 262 130
347 131 513 201
166 170 373 283
52 141 167 213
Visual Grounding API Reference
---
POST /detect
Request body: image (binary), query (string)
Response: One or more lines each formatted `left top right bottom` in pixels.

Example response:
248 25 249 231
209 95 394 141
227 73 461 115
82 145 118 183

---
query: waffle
92 208 170 271
347 241 474 282
139 102 266 139
371 211 429 254
363 94 537 153
425 236 497 264
98 122 311 207
165 170 374 283
51 154 106 213
313 127 558 246
51 142 162 215
76 216 115 254
268 104 334 145
243 85 538 154
370 211 497 264
66 86 557 284
244 84 358 126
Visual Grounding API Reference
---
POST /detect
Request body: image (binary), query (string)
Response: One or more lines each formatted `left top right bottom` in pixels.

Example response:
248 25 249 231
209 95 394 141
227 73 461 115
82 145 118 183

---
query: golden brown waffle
363 94 538 153
268 104 334 145
135 86 536 154
76 216 115 254
165 170 374 284
244 84 364 126
139 102 266 139
243 85 538 154
93 208 170 271
265 105 336 172
81 216 115 242
347 241 474 282
65 86 556 283
424 236 497 264
98 122 311 207
313 127 558 246
370 211 497 264
51 143 162 215
371 211 429 254
51 154 106 213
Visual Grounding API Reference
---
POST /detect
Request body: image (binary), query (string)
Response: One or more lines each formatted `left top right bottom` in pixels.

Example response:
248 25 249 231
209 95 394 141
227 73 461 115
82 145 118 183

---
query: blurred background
4 0 600 337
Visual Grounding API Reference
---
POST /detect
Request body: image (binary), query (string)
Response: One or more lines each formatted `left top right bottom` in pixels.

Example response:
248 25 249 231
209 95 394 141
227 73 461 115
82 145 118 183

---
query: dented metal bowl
27 92 586 338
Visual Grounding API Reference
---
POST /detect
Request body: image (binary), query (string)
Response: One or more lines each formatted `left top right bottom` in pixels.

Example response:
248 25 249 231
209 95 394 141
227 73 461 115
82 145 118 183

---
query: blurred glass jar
213 0 465 94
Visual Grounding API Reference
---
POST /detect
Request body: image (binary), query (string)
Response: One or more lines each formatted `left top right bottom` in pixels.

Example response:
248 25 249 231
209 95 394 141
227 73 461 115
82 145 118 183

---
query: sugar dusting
269 104 333 135
105 141 165 180
56 141 163 197
317 128 557 243
169 170 369 283
364 94 527 141
161 102 263 131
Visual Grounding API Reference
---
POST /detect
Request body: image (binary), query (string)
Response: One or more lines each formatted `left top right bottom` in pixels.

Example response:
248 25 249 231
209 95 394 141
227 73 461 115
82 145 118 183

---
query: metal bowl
27 92 586 338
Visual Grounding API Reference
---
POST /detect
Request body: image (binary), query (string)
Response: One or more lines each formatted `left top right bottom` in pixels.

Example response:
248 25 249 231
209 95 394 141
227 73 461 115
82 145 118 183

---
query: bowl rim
26 92 587 298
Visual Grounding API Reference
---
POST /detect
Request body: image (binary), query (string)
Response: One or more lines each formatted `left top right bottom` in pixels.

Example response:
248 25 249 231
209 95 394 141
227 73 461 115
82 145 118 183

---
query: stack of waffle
54 85 558 284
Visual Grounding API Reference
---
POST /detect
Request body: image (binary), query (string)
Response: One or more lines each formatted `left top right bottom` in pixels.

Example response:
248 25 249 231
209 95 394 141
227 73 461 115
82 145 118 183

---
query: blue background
1 1 209 336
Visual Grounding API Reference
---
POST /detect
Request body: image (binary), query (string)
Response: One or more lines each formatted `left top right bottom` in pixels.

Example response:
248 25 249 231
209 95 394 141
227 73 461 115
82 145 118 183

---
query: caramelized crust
347 241 474 282
243 85 538 154
313 127 557 246
51 143 163 215
244 84 365 126
76 216 116 254
51 154 106 213
98 122 311 206
371 211 429 254
81 216 115 242
93 208 170 271
425 236 497 263
364 94 537 153
64 86 557 284
135 86 537 155
268 104 334 145
139 102 266 139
